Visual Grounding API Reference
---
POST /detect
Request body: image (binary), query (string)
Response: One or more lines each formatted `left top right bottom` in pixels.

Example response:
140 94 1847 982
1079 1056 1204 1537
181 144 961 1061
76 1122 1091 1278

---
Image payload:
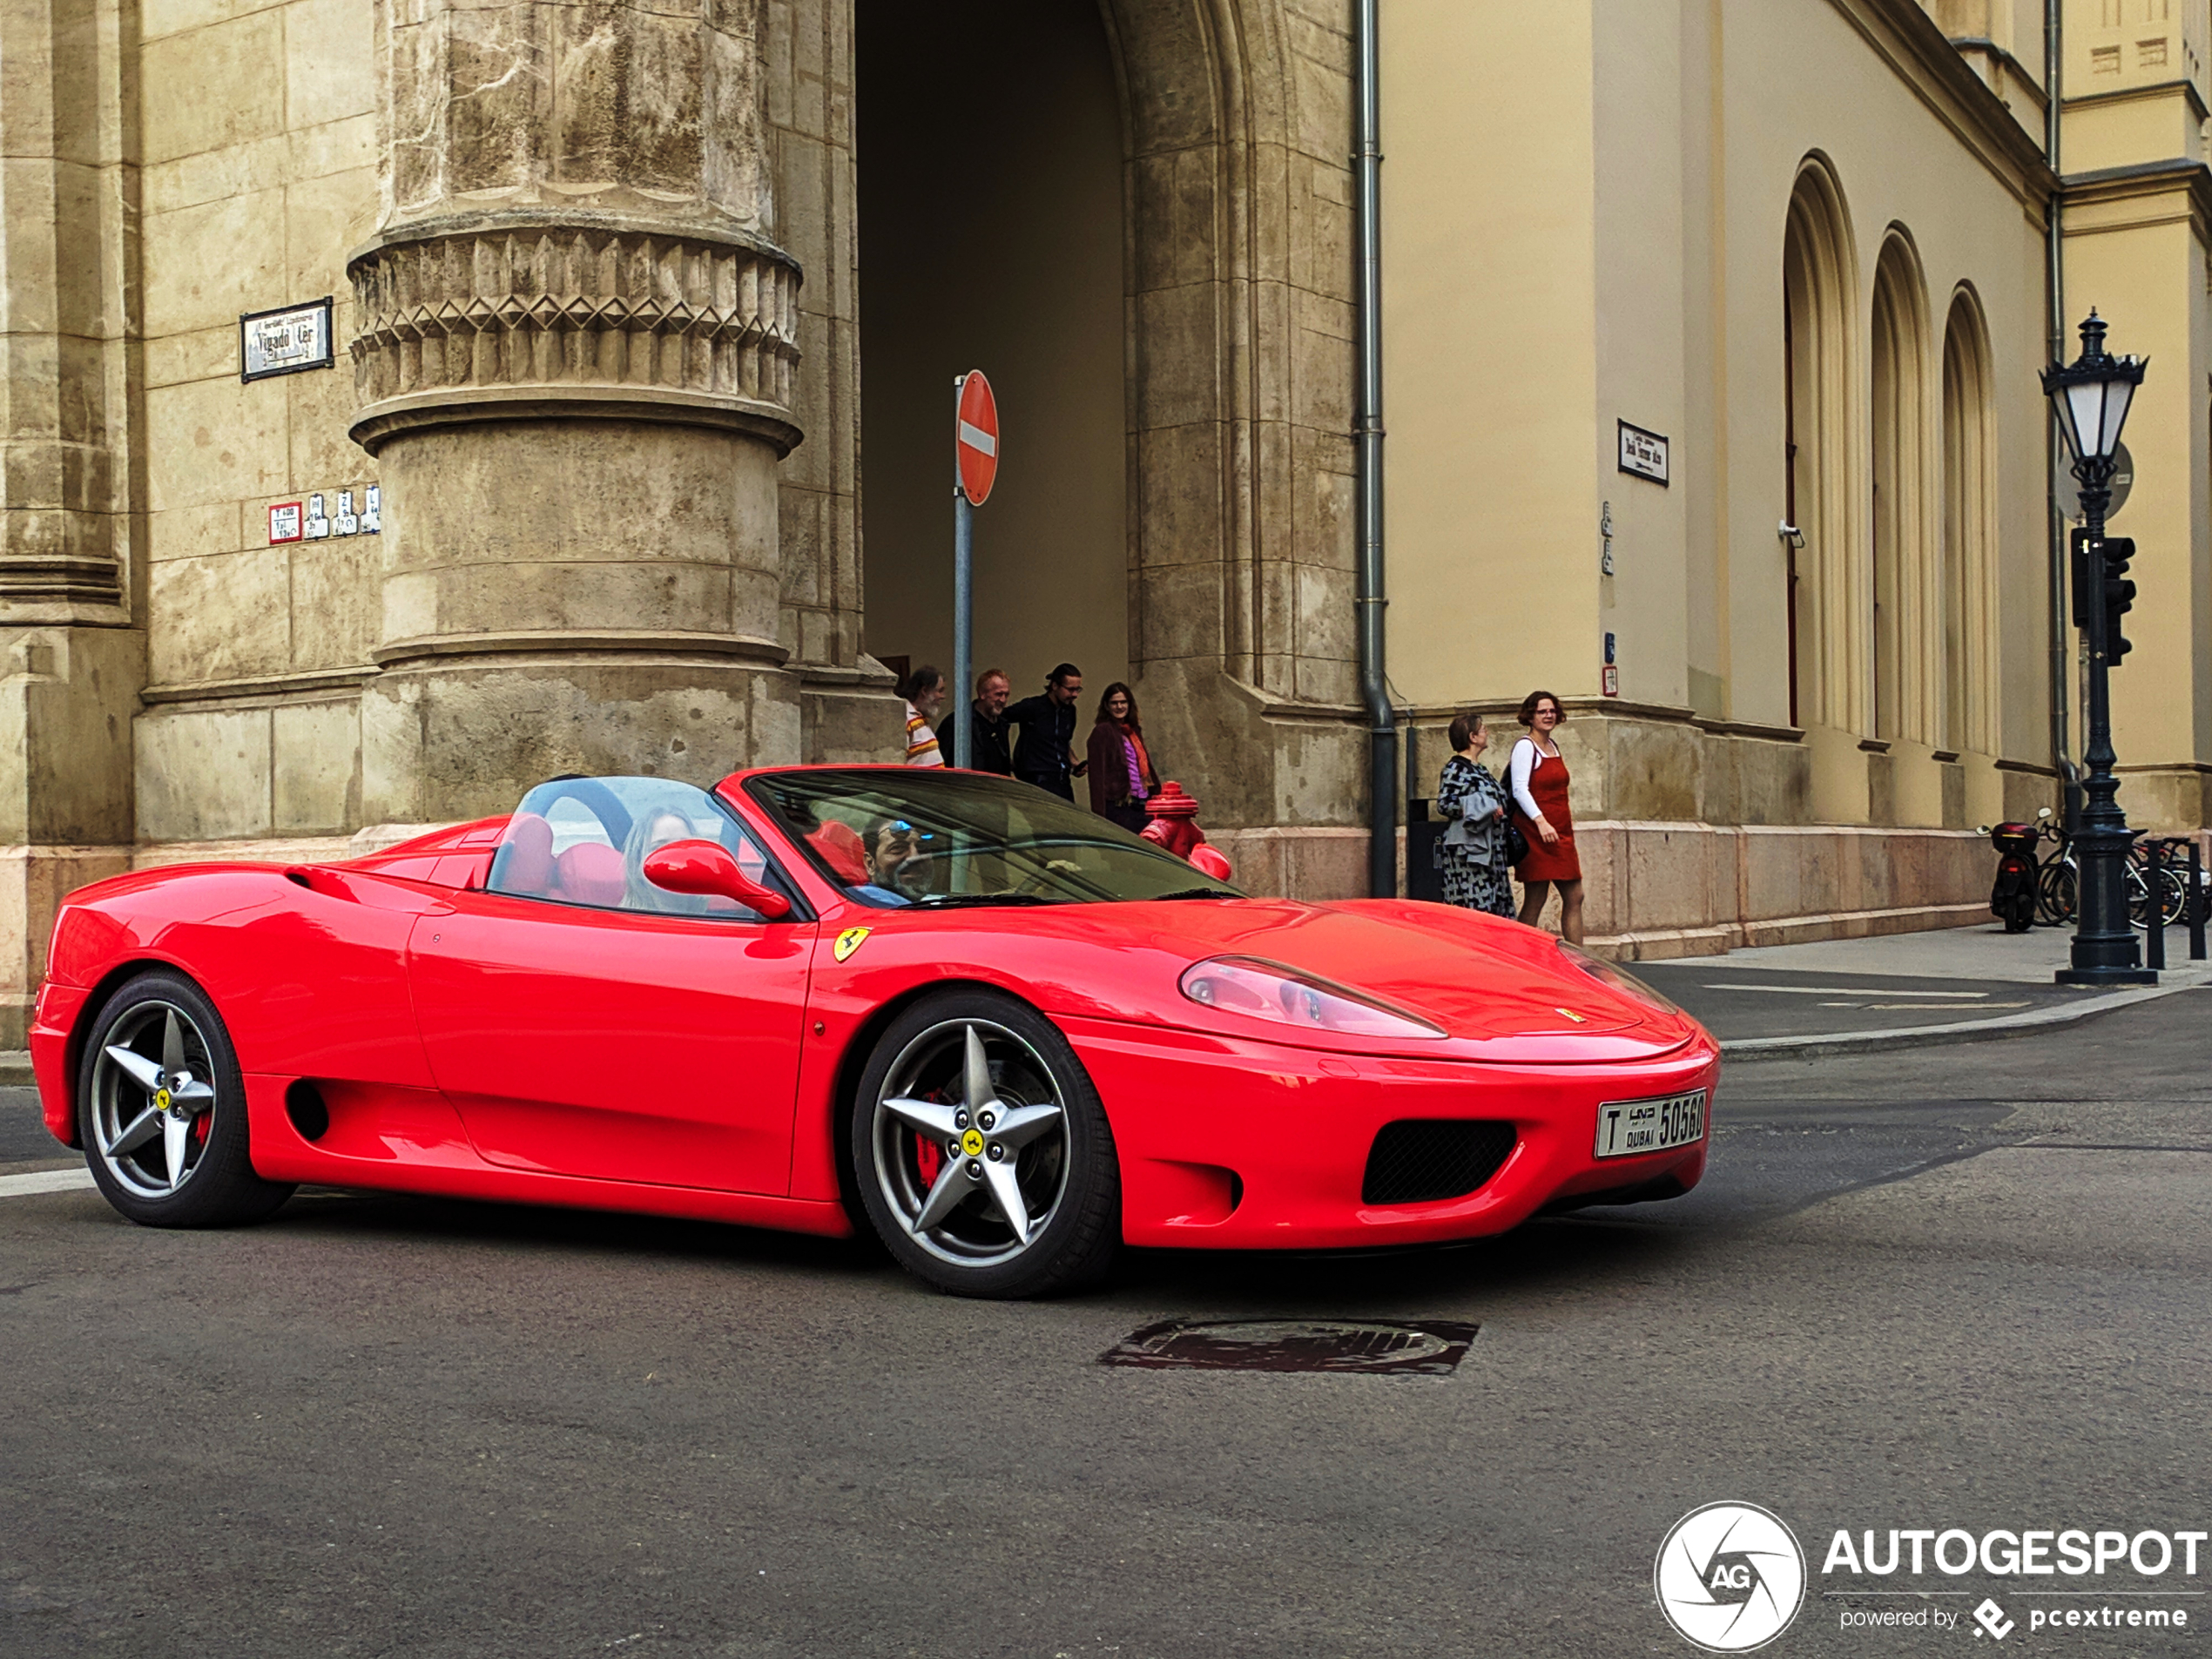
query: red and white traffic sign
956 371 999 505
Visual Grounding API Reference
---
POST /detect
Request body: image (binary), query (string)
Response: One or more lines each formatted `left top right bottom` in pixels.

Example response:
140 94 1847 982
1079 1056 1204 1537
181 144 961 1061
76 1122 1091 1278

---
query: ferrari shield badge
833 927 872 963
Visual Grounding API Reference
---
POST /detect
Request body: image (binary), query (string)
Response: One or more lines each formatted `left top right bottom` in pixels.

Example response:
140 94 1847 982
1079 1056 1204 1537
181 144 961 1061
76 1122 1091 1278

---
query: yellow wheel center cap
961 1129 986 1157
153 1088 172 1110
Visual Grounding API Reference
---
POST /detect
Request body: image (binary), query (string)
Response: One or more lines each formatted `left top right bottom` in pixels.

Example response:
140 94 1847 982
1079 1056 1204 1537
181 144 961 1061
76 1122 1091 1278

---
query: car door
407 785 814 1195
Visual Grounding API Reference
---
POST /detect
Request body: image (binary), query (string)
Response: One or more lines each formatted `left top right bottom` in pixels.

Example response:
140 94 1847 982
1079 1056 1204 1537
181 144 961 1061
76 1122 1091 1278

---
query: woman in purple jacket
1086 683 1159 834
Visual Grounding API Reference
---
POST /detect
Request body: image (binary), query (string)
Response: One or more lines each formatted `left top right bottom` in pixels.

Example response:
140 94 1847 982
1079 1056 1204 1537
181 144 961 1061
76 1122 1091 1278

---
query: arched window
1871 233 1932 744
1941 290 1998 755
1782 161 1859 732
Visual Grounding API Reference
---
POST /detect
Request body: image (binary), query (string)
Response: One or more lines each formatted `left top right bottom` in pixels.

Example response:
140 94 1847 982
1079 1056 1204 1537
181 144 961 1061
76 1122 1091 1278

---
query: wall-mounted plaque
240 298 334 382
1617 420 1669 486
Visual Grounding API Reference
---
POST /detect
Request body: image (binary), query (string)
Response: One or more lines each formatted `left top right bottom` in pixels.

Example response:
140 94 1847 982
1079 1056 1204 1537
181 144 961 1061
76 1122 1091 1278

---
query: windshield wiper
1141 887 1238 901
908 892 1069 908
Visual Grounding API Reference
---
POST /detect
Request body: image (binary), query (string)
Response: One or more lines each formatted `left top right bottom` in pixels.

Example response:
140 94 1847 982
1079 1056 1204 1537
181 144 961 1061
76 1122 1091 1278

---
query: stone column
0 0 143 1043
350 0 804 821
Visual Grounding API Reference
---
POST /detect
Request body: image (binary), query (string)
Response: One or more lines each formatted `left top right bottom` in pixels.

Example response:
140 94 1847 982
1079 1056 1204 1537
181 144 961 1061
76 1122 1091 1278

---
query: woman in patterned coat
1434 711 1514 918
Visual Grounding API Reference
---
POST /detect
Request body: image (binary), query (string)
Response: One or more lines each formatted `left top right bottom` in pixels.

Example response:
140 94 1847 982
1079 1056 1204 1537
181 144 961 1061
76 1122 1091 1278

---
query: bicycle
2035 819 2190 931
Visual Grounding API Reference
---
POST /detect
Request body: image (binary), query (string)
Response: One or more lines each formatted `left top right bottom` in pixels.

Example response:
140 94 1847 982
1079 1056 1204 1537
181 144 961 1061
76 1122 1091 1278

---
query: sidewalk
1634 921 2212 1055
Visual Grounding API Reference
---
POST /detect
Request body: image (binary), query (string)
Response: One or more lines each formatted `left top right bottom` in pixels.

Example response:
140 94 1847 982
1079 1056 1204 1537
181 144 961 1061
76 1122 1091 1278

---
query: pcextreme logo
1655 1502 1809 1653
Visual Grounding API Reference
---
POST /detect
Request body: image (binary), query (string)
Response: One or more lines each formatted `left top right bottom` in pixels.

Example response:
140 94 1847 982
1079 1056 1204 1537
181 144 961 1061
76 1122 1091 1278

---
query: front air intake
1361 1119 1517 1205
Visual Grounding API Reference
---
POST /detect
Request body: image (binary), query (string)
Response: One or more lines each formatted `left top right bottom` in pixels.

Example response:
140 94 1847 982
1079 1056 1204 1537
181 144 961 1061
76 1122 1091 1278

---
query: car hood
1101 896 1697 1057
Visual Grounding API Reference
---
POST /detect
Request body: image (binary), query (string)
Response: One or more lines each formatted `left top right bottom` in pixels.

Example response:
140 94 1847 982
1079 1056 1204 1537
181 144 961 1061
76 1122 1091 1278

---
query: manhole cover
1099 1318 1479 1375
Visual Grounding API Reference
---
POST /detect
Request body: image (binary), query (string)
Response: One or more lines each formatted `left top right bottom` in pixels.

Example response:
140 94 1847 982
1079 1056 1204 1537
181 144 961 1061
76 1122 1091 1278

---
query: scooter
1981 808 2051 934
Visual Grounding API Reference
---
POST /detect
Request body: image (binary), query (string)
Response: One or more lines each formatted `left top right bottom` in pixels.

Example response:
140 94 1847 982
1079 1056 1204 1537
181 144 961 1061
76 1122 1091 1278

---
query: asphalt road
1632 962 2087 1042
3 995 2209 1657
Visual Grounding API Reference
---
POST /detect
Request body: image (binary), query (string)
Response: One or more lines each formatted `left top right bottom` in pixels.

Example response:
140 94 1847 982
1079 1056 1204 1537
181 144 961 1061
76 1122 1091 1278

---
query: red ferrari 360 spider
30 767 1716 1297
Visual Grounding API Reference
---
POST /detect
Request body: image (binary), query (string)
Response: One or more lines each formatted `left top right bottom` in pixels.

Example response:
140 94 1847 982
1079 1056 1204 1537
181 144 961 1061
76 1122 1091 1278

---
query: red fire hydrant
1142 781 1232 882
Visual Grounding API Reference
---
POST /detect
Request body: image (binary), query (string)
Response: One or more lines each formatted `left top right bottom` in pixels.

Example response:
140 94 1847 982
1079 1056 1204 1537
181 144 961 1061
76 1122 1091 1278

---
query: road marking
0 1168 94 1198
1703 982 1990 998
1865 1001 2029 1011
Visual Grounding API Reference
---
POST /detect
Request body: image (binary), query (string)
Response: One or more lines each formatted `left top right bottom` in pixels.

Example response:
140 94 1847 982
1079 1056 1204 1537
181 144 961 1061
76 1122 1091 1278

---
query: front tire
850 990 1119 1298
77 971 293 1228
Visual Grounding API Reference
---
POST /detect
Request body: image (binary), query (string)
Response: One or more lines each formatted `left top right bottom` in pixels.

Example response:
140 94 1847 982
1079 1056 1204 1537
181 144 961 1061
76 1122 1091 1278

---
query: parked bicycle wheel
2124 861 2186 931
2036 858 2077 927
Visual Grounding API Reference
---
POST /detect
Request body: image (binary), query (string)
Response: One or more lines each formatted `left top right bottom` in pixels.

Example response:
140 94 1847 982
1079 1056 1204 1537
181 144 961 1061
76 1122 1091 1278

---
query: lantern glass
2094 376 2136 458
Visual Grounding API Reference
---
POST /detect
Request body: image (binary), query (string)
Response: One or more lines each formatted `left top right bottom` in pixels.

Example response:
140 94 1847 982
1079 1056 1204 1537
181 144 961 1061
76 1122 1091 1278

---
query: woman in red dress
1507 689 1584 943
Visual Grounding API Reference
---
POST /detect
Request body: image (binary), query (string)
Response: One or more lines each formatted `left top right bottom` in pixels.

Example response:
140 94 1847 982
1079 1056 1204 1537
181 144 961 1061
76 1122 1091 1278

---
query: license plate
1594 1089 1706 1159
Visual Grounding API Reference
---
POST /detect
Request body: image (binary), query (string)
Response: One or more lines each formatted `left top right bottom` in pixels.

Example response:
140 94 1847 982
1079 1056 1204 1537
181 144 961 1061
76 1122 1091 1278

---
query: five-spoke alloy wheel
853 991 1119 1298
78 971 293 1227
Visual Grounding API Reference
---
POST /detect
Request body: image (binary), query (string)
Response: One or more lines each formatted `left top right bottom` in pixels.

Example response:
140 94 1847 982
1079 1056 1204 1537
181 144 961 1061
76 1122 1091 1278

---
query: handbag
1506 817 1531 867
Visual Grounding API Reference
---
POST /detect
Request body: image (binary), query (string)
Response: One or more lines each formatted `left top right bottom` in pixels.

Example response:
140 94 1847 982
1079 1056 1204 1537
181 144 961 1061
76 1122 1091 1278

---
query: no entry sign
956 371 999 505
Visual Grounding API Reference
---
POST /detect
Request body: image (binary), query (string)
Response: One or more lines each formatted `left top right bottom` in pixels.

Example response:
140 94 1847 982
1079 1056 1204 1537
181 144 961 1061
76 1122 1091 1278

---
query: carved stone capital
347 219 803 455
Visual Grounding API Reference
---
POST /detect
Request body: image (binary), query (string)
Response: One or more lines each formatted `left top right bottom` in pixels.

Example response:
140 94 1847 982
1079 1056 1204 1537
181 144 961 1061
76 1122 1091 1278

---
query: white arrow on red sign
956 371 999 506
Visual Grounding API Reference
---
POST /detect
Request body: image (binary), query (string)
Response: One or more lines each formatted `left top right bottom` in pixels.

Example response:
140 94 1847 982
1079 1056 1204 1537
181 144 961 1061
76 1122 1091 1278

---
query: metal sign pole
954 495 974 771
952 374 973 772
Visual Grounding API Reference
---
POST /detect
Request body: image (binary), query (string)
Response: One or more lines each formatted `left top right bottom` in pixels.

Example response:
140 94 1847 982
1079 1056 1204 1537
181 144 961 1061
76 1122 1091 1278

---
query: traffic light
2071 528 2097 627
2101 536 2136 665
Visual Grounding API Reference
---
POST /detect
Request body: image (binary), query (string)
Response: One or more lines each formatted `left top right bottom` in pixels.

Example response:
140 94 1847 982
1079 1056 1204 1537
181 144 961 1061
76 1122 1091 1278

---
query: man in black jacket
936 667 1015 775
1005 663 1087 799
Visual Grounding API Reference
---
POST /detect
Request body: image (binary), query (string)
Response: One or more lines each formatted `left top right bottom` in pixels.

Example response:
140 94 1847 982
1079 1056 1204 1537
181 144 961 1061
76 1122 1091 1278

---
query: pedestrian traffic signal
2101 536 2136 665
2070 528 2097 628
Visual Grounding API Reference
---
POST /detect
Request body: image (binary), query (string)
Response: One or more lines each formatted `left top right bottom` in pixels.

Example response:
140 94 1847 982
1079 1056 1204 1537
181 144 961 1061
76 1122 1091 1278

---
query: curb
0 1051 30 1087
1721 978 2208 1060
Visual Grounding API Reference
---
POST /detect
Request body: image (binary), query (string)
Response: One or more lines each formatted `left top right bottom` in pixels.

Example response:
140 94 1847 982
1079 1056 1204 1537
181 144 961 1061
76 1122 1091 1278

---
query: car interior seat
493 813 556 896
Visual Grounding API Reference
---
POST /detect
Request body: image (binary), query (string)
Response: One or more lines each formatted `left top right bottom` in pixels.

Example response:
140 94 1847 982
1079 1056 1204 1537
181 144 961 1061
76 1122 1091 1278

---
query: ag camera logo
1656 1502 1808 1652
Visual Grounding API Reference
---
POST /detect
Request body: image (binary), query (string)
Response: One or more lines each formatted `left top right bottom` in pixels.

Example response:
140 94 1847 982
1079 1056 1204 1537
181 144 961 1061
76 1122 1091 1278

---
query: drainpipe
2046 0 2080 821
1353 0 1396 898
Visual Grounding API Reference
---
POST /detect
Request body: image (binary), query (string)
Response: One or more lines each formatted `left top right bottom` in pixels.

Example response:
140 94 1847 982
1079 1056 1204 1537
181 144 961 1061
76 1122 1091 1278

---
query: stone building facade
3 0 2210 1041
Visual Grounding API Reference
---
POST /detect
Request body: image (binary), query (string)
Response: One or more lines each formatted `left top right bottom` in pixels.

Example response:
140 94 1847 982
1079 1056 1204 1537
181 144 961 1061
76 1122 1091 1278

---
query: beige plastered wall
1384 0 2054 847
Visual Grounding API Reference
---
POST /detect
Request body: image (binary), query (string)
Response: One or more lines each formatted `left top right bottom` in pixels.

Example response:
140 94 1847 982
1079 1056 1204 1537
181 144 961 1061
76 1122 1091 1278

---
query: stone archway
843 0 1358 832
1096 0 1363 831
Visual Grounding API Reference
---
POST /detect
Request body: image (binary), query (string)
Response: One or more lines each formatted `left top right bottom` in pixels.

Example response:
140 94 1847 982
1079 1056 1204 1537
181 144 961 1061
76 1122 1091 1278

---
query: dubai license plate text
1594 1089 1706 1159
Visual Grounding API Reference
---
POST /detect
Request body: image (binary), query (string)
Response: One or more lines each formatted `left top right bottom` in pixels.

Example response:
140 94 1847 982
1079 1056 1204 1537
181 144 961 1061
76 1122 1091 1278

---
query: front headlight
1556 940 1681 1015
1178 956 1447 1040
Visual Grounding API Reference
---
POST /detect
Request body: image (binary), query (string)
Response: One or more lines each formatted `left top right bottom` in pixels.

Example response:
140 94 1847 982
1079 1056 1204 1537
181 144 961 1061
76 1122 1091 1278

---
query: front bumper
1065 1016 1716 1250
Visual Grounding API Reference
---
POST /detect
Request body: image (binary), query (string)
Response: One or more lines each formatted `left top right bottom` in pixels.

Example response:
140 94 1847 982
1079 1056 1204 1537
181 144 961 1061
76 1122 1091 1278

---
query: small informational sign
1602 664 1619 698
1617 420 1669 486
268 501 304 543
2056 441 2134 522
240 298 334 382
305 494 329 539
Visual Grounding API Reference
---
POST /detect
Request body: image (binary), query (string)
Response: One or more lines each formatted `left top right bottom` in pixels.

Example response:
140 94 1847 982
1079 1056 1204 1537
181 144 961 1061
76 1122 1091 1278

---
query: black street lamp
2042 310 2154 986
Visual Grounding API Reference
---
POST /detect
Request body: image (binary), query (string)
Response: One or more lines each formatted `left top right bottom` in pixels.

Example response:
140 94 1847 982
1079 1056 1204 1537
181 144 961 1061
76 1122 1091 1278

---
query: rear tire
76 971 293 1228
850 990 1119 1298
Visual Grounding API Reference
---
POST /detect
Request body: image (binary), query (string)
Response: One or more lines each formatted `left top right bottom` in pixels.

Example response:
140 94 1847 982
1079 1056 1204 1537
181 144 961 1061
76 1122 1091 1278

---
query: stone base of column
0 843 133 1047
361 651 801 826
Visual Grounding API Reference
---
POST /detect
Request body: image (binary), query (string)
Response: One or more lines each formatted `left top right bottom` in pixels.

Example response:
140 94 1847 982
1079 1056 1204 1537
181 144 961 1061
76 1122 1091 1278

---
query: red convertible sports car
30 767 1716 1297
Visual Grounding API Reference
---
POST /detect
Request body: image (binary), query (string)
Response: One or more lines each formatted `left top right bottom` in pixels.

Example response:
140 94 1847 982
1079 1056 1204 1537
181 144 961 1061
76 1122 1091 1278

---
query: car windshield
743 769 1239 907
485 776 785 920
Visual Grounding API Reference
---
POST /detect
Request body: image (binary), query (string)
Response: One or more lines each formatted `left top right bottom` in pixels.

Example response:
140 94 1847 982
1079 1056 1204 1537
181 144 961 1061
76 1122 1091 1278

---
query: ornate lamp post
2042 311 2154 985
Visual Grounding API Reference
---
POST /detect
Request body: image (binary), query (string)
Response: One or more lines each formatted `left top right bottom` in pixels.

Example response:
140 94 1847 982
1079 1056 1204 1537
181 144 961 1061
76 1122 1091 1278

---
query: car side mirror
642 840 792 919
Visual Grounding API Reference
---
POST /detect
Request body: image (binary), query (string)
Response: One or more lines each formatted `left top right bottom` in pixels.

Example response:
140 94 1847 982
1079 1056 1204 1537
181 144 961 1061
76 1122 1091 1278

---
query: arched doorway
856 0 1128 710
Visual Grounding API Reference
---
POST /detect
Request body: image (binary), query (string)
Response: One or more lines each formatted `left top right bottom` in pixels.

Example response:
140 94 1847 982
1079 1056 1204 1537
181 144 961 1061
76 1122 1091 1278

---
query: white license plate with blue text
1594 1089 1706 1159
